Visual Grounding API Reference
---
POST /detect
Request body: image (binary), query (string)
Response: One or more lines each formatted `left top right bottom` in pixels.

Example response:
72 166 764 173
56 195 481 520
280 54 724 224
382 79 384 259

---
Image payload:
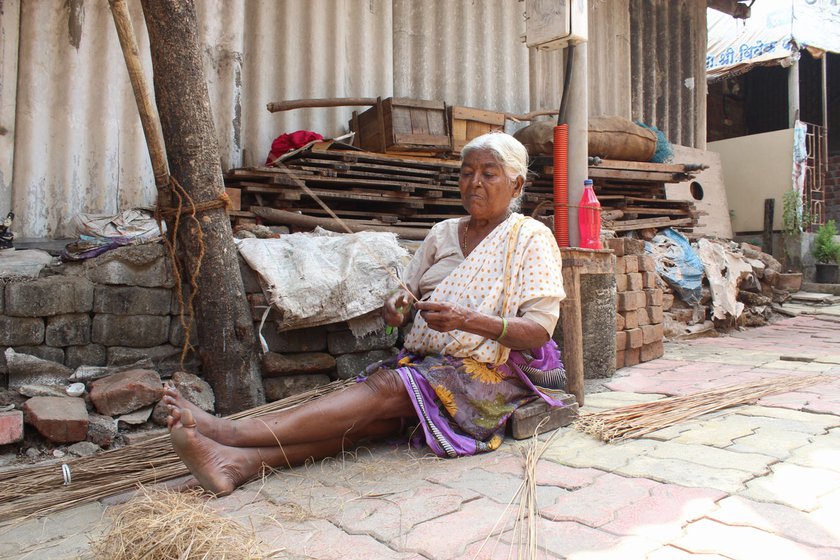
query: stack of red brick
607 237 665 368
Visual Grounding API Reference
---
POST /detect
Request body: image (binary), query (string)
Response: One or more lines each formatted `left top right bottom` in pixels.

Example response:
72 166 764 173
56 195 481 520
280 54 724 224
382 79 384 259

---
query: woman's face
459 148 523 222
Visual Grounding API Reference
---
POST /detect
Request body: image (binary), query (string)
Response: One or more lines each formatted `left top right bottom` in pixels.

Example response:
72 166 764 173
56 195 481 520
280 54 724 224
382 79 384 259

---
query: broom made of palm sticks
0 379 354 524
574 373 831 443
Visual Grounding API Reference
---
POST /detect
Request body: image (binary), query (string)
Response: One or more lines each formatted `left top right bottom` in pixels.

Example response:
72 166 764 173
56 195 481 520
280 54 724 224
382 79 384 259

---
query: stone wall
606 237 666 368
0 243 399 399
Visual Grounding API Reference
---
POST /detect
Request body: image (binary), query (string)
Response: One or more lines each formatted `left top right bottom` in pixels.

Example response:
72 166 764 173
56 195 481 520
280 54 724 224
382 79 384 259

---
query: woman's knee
364 369 412 414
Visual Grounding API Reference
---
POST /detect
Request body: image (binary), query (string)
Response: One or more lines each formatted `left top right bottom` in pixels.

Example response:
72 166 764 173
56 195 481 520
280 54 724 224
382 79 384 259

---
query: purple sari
364 339 568 458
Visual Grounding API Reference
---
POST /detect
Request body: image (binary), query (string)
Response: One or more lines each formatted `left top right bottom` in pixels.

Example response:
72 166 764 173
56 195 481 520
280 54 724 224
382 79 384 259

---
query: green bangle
496 317 508 341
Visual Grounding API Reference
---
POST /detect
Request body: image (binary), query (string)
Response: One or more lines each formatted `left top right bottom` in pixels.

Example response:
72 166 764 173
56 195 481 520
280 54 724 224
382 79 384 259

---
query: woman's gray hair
461 132 528 212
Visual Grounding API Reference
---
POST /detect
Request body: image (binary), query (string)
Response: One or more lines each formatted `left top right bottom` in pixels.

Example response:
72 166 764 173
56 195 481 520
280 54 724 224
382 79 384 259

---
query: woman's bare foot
163 384 236 444
169 409 266 497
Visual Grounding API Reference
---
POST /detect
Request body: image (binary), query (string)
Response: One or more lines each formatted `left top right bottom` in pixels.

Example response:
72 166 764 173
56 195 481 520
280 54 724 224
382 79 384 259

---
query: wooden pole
763 198 775 255
108 0 169 188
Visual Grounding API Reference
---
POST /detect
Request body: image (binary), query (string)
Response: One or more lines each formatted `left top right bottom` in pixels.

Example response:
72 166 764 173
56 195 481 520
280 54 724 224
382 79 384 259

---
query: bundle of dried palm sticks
0 379 354 523
574 374 830 443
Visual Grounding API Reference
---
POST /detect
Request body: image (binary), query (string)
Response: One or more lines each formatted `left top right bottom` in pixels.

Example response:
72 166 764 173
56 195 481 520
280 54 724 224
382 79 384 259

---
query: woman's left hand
414 301 471 332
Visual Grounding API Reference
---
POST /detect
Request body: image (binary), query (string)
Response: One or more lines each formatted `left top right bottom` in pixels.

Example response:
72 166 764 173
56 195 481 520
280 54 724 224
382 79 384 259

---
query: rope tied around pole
154 177 231 366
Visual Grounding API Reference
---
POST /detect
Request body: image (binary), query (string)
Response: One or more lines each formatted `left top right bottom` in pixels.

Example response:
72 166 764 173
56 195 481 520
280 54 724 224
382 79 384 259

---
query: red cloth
265 130 323 164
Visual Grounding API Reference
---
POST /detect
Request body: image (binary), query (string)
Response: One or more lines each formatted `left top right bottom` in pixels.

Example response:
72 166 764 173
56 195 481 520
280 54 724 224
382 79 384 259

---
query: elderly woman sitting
165 132 567 495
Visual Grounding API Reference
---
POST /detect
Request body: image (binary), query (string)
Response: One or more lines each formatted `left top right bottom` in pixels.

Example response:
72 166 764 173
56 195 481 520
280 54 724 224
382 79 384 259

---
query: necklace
462 219 470 254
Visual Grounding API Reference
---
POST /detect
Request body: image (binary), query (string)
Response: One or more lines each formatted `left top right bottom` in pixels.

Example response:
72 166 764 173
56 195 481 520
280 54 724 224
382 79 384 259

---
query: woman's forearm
461 311 550 351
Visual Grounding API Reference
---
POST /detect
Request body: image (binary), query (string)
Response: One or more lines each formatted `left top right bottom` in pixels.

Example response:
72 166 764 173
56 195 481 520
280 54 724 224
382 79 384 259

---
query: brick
620 255 639 273
93 285 171 316
624 238 646 255
91 314 169 347
615 349 625 369
0 316 45 345
649 305 664 324
45 313 91 347
615 273 628 292
261 352 336 377
626 273 643 291
0 410 23 445
625 328 643 349
636 307 650 326
642 272 658 288
4 276 94 317
641 323 664 344
22 396 88 443
89 368 164 416
606 238 625 256
328 329 397 355
622 310 638 329
238 256 263 293
168 316 196 347
624 346 641 367
639 254 656 272
247 292 278 321
616 312 625 330
264 373 331 401
614 257 627 274
616 291 645 312
615 330 627 351
66 344 107 368
644 288 664 307
640 340 665 362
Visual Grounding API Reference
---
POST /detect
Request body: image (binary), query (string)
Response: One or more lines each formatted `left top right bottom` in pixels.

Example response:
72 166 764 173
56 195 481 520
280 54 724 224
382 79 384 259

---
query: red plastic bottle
578 179 602 249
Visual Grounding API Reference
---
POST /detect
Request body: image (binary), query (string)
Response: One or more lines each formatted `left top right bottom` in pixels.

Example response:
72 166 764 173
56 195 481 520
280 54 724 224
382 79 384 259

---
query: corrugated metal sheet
4 0 708 239
630 0 707 149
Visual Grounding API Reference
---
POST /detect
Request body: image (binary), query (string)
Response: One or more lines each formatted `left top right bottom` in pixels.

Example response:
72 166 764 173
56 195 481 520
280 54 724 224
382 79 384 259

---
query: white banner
707 0 840 80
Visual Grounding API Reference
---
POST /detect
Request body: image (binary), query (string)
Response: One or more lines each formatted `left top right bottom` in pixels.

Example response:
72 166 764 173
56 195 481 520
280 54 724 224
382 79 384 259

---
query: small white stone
66 382 86 397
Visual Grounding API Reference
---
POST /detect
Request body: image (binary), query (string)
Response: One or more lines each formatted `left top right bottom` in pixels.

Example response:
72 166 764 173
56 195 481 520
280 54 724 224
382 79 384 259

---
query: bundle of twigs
574 374 830 443
0 379 354 523
90 486 281 560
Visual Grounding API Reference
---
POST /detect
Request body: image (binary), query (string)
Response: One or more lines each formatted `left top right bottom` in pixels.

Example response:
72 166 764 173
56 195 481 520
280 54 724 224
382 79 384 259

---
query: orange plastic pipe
553 124 569 247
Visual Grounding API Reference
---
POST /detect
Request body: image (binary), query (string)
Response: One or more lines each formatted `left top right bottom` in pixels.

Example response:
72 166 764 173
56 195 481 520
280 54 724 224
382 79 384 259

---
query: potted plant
777 188 808 291
812 220 840 284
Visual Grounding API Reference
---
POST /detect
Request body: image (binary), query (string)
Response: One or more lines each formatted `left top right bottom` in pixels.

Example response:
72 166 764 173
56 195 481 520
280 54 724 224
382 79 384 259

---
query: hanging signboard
707 0 840 80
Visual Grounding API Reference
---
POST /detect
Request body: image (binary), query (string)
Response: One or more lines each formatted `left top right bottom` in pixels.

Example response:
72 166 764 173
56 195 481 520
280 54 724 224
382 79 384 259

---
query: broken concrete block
87 413 118 448
89 368 163 417
22 396 88 443
6 348 73 389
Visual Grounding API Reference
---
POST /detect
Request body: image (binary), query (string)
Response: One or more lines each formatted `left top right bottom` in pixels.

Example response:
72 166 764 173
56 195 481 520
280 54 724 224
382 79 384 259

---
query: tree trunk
140 0 264 414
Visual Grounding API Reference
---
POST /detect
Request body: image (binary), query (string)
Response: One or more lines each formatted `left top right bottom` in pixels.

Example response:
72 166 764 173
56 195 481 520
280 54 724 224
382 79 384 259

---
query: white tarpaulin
707 0 840 80
236 229 409 336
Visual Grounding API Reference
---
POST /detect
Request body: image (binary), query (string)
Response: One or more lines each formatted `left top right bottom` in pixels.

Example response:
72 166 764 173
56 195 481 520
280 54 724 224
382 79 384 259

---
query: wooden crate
449 106 506 153
350 97 450 154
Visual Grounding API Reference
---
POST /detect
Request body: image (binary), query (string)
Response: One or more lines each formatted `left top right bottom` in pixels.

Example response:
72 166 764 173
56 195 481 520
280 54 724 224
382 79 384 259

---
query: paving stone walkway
2 314 840 559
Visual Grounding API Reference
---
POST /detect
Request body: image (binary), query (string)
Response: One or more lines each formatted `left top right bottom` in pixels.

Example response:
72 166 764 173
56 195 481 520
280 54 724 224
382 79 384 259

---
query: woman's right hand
382 290 412 327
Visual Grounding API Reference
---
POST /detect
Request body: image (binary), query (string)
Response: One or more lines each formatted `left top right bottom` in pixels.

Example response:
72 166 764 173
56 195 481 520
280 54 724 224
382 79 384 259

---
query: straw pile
574 374 830 442
0 379 354 523
90 486 279 560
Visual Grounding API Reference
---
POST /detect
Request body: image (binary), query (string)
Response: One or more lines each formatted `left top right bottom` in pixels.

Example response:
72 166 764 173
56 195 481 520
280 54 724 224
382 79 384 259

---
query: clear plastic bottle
578 179 602 249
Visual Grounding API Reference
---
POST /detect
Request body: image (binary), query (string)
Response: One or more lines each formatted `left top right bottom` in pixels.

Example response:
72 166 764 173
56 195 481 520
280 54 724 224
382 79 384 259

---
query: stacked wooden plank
224 143 549 237
530 156 703 234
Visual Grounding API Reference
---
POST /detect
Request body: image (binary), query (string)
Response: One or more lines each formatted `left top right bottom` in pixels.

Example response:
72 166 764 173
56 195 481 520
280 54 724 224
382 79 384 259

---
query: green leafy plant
781 188 811 271
812 220 840 264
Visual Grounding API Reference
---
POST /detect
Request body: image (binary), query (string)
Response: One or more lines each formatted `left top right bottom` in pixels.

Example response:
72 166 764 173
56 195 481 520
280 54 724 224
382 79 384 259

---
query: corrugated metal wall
2 0 705 239
630 0 707 149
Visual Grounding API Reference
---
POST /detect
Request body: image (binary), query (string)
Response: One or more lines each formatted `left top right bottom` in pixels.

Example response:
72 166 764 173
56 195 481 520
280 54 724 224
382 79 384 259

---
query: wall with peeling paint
2 0 706 239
